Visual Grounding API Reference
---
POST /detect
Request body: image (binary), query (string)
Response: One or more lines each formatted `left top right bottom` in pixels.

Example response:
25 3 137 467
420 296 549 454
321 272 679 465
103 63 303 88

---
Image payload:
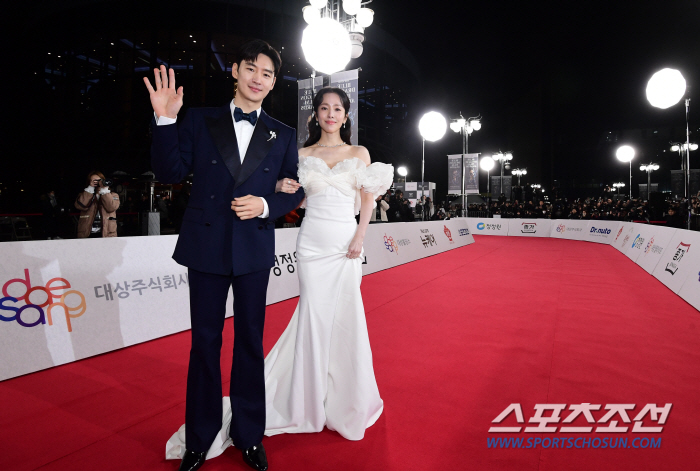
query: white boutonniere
267 131 277 141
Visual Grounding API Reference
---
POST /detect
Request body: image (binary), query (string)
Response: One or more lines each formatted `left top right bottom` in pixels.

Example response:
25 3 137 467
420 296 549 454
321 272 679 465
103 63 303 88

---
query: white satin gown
166 156 393 460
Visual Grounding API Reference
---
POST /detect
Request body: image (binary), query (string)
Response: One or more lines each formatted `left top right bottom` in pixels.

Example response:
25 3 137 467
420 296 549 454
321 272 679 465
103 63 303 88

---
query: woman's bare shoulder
349 145 371 166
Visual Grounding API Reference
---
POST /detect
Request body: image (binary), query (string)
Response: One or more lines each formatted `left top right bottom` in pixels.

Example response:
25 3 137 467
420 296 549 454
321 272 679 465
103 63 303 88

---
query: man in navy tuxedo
145 40 304 471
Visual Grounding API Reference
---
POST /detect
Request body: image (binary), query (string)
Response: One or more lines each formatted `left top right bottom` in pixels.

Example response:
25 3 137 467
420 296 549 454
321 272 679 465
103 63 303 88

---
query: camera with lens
96 178 113 187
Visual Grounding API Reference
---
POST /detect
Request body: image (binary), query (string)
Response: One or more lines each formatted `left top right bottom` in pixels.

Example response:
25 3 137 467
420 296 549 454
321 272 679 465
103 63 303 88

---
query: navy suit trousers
185 267 270 451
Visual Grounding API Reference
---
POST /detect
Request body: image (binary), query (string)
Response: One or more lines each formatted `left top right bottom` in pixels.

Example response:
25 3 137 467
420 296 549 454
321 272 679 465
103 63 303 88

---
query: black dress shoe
241 443 268 471
179 449 206 471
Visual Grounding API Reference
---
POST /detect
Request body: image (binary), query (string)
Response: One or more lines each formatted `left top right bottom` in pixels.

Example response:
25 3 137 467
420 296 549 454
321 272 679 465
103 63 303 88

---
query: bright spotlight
356 8 374 27
480 156 495 171
301 18 351 74
419 112 447 142
342 0 361 15
302 6 320 24
646 68 686 109
397 166 408 177
616 145 635 163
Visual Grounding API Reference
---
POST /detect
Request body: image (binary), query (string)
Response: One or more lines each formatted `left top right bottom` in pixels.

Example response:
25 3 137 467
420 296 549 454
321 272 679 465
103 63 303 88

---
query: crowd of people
468 193 694 229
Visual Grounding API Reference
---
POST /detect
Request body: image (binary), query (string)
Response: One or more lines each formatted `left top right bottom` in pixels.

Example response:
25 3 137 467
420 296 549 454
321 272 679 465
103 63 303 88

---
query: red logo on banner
444 225 453 243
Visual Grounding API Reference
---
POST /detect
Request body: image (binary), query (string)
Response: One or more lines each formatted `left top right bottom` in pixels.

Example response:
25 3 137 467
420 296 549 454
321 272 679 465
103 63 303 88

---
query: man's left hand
232 195 264 220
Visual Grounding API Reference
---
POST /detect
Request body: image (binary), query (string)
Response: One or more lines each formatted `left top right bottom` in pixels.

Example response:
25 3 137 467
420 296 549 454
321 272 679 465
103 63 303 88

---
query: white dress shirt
155 99 269 218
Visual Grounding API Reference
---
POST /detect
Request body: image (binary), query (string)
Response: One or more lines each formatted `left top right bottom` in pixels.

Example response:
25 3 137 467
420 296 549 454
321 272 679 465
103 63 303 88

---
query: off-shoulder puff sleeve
354 162 394 214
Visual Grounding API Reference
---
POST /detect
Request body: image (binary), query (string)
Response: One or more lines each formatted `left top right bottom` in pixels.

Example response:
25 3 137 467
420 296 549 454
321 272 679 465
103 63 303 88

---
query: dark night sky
7 0 700 206
369 0 700 194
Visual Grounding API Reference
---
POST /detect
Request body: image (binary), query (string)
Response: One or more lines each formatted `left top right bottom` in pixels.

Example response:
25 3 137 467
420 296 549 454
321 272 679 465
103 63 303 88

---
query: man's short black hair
235 39 282 77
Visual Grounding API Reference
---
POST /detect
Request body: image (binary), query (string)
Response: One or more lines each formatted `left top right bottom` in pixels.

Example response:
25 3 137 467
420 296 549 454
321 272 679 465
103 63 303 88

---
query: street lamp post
616 145 635 197
640 163 660 200
613 182 625 195
450 113 481 216
492 152 513 199
418 111 447 202
512 168 527 186
647 68 690 228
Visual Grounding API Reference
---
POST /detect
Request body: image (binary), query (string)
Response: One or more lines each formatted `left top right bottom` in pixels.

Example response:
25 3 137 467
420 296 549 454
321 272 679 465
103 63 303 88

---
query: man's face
232 54 276 107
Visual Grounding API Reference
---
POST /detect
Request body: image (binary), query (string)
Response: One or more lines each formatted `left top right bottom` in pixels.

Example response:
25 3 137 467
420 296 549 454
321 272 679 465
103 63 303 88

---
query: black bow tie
234 107 258 126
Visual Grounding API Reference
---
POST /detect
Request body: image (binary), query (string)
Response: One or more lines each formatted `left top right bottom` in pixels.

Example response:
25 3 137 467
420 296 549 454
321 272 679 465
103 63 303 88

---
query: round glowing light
356 8 374 27
418 111 447 142
342 0 361 15
646 68 686 109
301 18 351 74
671 144 680 152
480 156 495 171
616 145 635 162
397 166 408 177
691 143 699 151
449 122 461 133
471 119 482 131
310 0 326 9
302 6 320 24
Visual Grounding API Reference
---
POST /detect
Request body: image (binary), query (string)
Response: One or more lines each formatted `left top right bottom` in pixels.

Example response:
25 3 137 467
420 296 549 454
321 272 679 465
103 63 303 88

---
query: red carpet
2 235 699 470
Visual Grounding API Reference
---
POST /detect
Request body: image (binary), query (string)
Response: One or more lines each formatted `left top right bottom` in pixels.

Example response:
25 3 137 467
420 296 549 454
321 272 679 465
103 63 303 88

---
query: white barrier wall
635 225 678 274
651 229 700 294
610 222 637 253
0 219 473 381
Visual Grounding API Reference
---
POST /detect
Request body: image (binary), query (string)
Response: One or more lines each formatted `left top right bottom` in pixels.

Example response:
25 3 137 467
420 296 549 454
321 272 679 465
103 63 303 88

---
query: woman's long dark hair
303 87 352 148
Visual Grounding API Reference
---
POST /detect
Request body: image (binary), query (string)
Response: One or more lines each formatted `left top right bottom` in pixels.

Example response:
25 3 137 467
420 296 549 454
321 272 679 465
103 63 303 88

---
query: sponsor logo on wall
665 242 690 275
631 234 645 250
419 228 437 248
590 226 612 236
642 237 664 256
444 225 454 244
615 226 624 241
521 223 537 234
556 224 583 235
458 228 470 237
621 234 631 248
384 234 399 254
476 222 503 231
1 269 87 332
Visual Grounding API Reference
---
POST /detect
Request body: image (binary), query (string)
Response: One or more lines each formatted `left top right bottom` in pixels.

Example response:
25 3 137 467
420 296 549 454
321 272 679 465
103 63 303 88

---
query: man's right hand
143 65 184 119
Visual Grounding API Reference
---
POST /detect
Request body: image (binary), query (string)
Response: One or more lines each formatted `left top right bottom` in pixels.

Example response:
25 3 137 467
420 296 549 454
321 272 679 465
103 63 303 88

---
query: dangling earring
315 120 319 126
343 122 347 128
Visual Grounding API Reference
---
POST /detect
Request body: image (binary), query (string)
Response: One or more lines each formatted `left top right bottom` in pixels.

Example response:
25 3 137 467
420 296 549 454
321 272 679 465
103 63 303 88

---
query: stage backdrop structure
0 219 473 381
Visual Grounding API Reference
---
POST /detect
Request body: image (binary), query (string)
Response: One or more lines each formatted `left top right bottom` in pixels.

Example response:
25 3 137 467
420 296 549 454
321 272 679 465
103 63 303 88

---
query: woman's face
316 93 347 134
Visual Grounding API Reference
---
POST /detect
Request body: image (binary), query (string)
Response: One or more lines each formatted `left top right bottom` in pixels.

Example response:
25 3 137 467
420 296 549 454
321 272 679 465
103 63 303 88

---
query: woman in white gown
166 87 393 461
264 87 393 441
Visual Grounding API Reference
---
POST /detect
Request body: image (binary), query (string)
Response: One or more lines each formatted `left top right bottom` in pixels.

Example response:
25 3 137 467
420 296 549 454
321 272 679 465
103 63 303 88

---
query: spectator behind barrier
75 170 120 238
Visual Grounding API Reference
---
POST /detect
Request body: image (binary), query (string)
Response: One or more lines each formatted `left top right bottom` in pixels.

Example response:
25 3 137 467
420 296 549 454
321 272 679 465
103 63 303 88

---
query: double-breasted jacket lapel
204 104 241 180
234 111 277 190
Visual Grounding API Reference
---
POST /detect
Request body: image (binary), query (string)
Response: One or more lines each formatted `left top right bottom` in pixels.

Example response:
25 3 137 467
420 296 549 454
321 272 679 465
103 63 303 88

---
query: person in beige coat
75 170 120 238
369 194 390 222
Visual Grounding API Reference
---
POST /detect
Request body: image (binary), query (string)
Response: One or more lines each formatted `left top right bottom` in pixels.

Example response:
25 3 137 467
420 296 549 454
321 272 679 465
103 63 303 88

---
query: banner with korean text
0 219 473 381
